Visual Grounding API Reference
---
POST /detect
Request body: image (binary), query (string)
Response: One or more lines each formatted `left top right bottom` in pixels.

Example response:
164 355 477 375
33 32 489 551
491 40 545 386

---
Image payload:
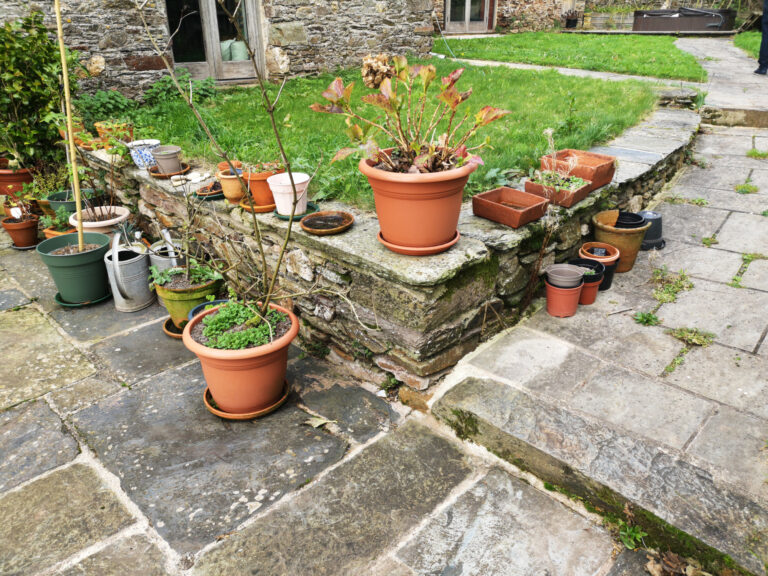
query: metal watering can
149 229 185 273
105 232 156 313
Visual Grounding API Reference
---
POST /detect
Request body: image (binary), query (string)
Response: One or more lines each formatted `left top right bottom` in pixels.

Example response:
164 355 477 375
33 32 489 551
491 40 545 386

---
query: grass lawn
433 32 707 82
734 31 760 59
131 58 656 208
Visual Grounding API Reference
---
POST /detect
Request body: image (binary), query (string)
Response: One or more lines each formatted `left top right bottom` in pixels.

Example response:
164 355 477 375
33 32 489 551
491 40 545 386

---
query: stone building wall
431 0 559 32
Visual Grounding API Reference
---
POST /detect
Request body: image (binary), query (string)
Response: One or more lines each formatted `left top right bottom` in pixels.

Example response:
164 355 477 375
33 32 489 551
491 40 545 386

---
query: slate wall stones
431 0 561 32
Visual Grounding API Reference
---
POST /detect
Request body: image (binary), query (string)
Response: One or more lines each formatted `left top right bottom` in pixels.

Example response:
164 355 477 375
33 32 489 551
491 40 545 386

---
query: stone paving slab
672 185 768 215
48 375 124 416
676 164 768 193
51 300 167 343
606 550 652 575
694 133 768 157
590 146 664 165
654 203 730 245
432 376 768 575
0 463 134 575
659 277 768 352
89 320 194 385
687 406 768 502
73 361 348 554
741 258 768 291
716 211 768 254
194 421 472 575
394 468 615 576
643 239 743 284
60 533 168 576
0 288 29 312
665 344 768 420
0 247 60 310
0 400 78 492
0 307 95 410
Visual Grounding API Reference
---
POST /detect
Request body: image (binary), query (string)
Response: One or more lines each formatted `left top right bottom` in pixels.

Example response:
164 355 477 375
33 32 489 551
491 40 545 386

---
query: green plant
633 311 660 326
664 349 688 374
652 267 693 304
201 301 287 350
689 198 708 206
701 234 718 247
762 210 768 217
668 327 715 347
143 69 217 107
149 259 223 287
40 206 72 232
23 164 70 200
380 373 401 392
617 519 647 550
735 177 758 194
74 90 138 132
0 13 80 166
312 56 511 172
747 148 768 159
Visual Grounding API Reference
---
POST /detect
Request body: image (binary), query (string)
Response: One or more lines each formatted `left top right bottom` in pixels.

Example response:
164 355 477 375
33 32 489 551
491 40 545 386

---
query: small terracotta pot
579 242 620 291
243 168 282 206
579 278 602 305
545 279 583 318
593 210 651 273
359 150 477 252
217 170 246 204
216 160 243 174
182 302 299 414
0 167 33 197
2 216 39 247
472 186 548 228
43 227 76 239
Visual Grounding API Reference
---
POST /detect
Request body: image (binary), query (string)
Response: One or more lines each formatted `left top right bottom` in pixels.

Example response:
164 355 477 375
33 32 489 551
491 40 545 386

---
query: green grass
432 32 707 82
131 59 656 207
734 31 761 59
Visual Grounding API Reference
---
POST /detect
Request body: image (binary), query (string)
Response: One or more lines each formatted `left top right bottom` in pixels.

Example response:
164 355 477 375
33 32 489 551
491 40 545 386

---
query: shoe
755 66 768 75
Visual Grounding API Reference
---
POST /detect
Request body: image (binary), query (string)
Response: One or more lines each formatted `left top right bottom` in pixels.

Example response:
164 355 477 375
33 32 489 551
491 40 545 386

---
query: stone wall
431 0 560 33
84 107 699 399
2 0 171 98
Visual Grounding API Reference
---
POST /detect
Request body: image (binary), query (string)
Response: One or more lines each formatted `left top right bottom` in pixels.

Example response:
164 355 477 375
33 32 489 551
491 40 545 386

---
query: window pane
166 0 206 63
449 0 466 22
469 0 485 22
217 0 249 61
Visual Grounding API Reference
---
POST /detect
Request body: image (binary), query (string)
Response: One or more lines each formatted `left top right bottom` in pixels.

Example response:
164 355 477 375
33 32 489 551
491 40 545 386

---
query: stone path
433 125 768 575
0 227 640 574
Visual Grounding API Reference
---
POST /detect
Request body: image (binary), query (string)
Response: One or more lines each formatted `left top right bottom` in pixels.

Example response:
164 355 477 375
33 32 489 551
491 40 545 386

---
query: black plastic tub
633 8 735 32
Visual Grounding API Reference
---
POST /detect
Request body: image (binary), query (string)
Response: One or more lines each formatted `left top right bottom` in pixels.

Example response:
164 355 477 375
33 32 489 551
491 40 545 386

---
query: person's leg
757 0 768 73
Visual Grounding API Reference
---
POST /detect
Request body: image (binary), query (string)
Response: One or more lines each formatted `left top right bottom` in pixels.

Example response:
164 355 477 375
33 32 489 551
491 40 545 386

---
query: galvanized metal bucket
149 239 185 273
105 234 156 313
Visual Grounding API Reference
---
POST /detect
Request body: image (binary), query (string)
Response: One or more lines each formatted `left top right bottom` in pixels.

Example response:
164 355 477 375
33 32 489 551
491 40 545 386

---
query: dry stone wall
431 0 560 32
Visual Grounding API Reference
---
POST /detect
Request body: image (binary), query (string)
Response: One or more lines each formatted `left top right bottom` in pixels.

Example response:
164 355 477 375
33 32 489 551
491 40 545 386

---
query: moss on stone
447 408 479 441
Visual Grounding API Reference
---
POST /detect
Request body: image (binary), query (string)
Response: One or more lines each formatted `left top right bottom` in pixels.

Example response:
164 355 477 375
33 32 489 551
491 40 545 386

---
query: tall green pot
155 278 222 329
37 232 111 304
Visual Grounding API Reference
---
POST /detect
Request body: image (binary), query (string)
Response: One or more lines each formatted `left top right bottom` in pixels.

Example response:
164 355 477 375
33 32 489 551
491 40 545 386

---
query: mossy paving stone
194 421 472 575
396 468 614 575
49 300 168 344
59 534 168 576
643 239 743 284
0 400 79 492
72 361 348 555
0 246 58 310
0 463 133 575
0 288 29 312
606 550 652 575
0 307 95 410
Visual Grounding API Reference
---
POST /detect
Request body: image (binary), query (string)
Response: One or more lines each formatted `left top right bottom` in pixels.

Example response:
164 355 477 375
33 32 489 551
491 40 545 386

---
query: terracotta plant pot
540 150 616 191
0 166 33 197
545 279 583 318
217 170 246 204
182 302 299 414
216 160 243 174
524 179 592 208
243 168 283 206
472 187 549 229
154 276 222 329
1 216 39 247
94 121 134 142
69 206 131 235
358 153 477 254
579 242 620 291
43 227 76 239
593 210 651 273
579 277 602 305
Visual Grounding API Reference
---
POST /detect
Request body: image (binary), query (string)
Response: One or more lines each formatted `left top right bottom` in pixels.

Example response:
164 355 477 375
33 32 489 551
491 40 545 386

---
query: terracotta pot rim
217 170 243 181
183 302 299 360
580 242 620 262
242 169 283 180
2 215 39 227
359 154 478 184
0 167 32 176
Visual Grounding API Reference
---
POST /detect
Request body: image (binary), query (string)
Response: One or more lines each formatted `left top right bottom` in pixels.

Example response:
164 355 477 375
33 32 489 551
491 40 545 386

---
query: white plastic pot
69 205 130 235
267 172 310 216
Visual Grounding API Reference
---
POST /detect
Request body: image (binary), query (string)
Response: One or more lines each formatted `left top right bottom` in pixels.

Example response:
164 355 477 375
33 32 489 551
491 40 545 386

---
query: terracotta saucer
162 316 184 339
149 163 192 179
203 381 290 421
54 291 112 308
239 198 276 213
376 230 460 256
300 211 354 236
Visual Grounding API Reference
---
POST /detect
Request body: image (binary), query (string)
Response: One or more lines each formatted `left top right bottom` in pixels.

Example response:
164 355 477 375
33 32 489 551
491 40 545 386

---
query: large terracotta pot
0 166 33 197
243 168 282 206
1 216 39 247
182 302 299 414
358 152 477 253
593 211 651 273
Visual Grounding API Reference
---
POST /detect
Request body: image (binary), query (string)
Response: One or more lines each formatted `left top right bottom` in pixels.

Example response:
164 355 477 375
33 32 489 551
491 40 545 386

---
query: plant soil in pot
593 210 651 273
182 301 299 416
267 172 310 216
579 242 620 291
217 170 246 204
244 165 283 206
546 279 583 318
151 265 223 329
37 233 112 304
1 215 39 247
524 175 592 208
540 150 616 191
69 205 130 235
472 187 549 228
152 145 183 175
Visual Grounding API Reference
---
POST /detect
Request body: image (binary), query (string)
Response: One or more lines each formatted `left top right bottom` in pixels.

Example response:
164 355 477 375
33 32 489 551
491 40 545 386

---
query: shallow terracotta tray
524 179 593 208
149 163 191 179
472 187 549 229
540 149 616 191
300 210 354 236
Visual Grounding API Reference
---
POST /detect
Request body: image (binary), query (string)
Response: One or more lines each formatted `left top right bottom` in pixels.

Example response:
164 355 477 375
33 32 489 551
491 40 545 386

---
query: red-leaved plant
311 55 511 174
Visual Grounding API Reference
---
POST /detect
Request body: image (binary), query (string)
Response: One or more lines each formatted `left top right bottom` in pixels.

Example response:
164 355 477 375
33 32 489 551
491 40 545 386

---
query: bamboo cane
53 0 84 251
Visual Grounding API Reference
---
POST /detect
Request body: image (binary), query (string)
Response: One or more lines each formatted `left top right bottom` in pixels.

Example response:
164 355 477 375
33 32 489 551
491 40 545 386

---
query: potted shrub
41 206 76 239
0 14 79 195
1 203 39 248
312 56 511 255
93 120 134 142
151 260 223 329
37 232 112 304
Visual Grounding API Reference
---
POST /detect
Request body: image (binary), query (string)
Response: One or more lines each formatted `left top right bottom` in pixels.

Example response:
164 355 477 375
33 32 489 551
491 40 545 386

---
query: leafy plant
529 128 588 192
201 302 287 350
689 197 708 206
0 13 80 166
311 56 511 173
40 206 72 232
728 276 743 288
735 177 758 194
652 267 693 304
668 327 715 347
617 520 647 550
701 234 718 247
74 91 138 132
143 69 217 108
22 164 70 200
747 148 768 159
149 259 222 287
633 311 660 326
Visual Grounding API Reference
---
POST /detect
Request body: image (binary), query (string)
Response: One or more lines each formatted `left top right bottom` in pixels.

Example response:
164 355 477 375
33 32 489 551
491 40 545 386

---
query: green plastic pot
47 189 98 214
36 232 111 304
154 277 222 329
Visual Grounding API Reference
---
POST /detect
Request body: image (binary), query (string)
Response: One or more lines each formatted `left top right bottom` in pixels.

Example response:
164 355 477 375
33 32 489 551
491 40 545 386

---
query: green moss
442 256 500 301
302 339 330 359
447 408 479 441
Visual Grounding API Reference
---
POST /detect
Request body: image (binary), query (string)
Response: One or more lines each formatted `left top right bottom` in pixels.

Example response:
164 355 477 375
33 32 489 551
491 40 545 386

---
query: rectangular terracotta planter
540 149 617 191
472 187 549 228
524 179 592 208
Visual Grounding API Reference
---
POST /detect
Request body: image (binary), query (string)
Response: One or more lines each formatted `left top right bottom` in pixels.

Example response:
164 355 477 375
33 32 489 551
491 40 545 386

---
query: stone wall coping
88 107 699 288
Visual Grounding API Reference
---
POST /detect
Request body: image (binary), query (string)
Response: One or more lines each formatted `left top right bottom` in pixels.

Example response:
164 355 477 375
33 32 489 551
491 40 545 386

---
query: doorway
165 0 265 81
445 0 494 33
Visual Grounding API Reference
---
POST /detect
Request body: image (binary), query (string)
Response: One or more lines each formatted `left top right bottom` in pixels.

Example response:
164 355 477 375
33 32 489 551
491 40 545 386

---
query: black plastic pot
614 211 646 229
639 210 665 250
568 258 606 284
